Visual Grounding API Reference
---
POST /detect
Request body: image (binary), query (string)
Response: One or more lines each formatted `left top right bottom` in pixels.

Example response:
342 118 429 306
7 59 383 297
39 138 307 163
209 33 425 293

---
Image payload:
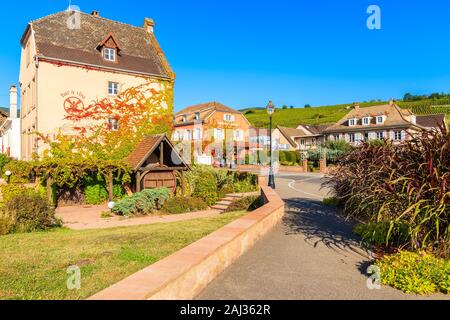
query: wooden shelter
126 134 190 194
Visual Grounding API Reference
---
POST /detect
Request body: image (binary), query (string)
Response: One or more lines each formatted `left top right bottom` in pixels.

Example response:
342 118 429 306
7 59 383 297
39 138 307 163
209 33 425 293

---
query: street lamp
266 101 276 189
108 201 116 215
5 171 12 184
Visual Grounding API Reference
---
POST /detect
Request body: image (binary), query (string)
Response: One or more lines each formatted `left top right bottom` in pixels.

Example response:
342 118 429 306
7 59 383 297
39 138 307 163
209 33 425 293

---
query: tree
290 105 294 109
282 105 288 110
304 104 312 108
40 80 174 161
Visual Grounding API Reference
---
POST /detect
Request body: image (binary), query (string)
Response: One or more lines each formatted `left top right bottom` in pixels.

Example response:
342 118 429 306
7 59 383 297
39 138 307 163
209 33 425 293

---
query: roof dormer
348 118 358 127
376 115 386 125
96 32 121 62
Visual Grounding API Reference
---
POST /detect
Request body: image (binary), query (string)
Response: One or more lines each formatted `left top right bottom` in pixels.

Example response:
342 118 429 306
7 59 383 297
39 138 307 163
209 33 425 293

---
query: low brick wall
88 178 285 300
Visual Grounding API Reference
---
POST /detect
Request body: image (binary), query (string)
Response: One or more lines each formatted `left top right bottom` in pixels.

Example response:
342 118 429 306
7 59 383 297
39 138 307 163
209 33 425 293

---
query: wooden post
108 170 114 202
160 142 164 166
180 170 185 196
136 171 141 193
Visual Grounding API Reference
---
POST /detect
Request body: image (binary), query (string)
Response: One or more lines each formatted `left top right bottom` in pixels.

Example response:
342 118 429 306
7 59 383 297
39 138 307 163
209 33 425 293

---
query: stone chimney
9 85 18 119
91 10 100 17
353 102 360 110
143 18 155 33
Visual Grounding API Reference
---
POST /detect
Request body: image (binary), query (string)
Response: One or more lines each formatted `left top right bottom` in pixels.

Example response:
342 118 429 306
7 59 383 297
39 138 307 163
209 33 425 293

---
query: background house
19 9 174 160
322 102 427 145
173 102 252 164
0 86 21 159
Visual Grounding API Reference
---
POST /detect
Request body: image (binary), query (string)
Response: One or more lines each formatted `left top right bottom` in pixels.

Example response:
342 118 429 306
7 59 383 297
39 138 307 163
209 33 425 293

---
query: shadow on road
283 197 367 258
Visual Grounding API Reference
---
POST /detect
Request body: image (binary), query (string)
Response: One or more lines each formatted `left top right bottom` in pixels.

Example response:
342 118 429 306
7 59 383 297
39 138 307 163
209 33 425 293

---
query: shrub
83 176 126 205
163 197 208 214
376 251 450 295
0 154 11 175
112 188 171 217
3 160 34 184
225 196 264 213
354 222 410 248
0 191 60 235
323 197 341 207
323 127 450 253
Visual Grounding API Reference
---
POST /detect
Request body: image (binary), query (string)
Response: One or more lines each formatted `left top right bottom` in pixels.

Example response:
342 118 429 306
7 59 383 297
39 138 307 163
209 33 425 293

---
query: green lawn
0 211 244 300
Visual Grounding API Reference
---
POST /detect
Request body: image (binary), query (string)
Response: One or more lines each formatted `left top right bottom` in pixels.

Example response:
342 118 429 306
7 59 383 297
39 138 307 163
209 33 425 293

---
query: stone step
216 200 233 206
211 204 229 211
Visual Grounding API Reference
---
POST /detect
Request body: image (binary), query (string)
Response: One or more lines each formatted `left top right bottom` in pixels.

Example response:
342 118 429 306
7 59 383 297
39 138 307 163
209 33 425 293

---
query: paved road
198 173 447 300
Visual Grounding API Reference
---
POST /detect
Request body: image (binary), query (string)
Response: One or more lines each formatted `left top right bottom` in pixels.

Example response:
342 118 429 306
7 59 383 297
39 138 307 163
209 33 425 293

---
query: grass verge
0 211 244 300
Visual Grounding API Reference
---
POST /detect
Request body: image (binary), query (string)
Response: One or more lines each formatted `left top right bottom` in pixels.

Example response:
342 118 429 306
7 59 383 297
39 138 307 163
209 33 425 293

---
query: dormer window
362 117 370 126
195 112 200 121
181 115 187 123
376 116 385 125
103 48 116 62
349 118 357 127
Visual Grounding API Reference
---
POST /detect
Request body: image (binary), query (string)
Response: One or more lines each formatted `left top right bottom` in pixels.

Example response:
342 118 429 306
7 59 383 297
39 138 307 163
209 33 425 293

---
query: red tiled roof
126 135 165 170
416 114 446 128
27 11 170 78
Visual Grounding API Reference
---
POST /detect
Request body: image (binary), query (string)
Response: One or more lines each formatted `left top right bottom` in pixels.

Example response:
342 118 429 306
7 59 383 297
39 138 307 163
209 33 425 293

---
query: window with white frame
363 117 370 125
108 118 119 131
394 130 403 141
214 128 224 140
376 131 384 140
108 82 119 96
103 48 116 62
224 114 235 122
185 129 192 141
349 133 356 143
349 119 357 126
193 128 202 140
334 134 340 141
234 130 243 141
376 116 385 124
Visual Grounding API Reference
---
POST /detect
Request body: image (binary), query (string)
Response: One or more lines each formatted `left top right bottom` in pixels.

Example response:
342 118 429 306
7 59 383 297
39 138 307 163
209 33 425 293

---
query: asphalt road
197 173 448 300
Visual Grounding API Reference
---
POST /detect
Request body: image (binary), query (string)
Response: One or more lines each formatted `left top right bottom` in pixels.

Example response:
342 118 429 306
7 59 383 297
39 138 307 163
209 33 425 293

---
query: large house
275 125 330 151
19 9 174 160
0 86 21 159
323 102 428 145
173 102 252 163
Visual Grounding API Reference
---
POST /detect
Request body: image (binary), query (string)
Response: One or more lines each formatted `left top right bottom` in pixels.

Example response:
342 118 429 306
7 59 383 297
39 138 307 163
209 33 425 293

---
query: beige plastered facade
19 33 172 160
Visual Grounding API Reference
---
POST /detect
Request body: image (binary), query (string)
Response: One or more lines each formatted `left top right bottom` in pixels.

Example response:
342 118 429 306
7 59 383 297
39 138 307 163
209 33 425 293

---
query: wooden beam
160 142 164 166
136 171 141 193
181 170 185 196
139 166 187 172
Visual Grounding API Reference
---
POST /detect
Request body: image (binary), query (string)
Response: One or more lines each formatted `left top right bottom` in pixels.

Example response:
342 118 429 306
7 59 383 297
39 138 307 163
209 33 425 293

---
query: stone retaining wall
88 177 285 300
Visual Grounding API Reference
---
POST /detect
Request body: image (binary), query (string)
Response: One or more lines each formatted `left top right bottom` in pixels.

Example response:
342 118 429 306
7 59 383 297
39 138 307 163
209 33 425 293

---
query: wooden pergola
126 134 190 194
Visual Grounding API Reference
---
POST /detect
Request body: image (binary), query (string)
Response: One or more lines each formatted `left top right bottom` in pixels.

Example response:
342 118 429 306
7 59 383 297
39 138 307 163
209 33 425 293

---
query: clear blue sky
1 0 450 112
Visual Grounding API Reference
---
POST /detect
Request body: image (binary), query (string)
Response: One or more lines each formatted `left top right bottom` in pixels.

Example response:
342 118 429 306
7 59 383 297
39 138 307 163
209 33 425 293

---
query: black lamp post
266 101 276 189
5 170 11 184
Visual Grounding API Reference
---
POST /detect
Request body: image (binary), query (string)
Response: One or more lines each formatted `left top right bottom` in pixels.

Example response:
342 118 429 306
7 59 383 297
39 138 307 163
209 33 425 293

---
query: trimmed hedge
163 197 208 214
112 188 171 217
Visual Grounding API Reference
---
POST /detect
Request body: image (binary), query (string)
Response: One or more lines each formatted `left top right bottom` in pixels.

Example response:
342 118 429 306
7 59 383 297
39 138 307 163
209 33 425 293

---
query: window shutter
389 131 394 141
401 130 406 141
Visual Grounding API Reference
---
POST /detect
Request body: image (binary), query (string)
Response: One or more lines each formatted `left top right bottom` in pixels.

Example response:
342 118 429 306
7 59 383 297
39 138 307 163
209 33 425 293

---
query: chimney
9 85 18 119
91 10 100 17
353 102 360 110
143 18 155 33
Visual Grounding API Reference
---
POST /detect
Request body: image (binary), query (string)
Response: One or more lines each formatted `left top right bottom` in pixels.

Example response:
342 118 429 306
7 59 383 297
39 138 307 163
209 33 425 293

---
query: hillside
243 100 450 128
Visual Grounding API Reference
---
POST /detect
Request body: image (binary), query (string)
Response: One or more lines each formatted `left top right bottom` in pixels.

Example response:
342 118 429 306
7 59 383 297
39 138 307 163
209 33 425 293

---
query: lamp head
266 101 276 116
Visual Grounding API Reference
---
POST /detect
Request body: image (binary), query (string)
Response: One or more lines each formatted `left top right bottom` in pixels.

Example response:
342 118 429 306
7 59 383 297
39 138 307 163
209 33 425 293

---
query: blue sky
1 0 450 111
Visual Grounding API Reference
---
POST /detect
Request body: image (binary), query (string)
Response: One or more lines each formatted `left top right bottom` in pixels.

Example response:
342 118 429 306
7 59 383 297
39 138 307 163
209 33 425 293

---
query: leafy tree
304 104 312 108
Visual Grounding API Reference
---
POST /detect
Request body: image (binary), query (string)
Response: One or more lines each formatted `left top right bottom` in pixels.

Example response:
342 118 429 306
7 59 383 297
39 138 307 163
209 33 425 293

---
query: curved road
197 173 447 300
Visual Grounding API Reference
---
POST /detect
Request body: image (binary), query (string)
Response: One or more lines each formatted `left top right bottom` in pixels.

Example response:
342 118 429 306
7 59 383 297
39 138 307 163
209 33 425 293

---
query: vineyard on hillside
244 99 450 128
